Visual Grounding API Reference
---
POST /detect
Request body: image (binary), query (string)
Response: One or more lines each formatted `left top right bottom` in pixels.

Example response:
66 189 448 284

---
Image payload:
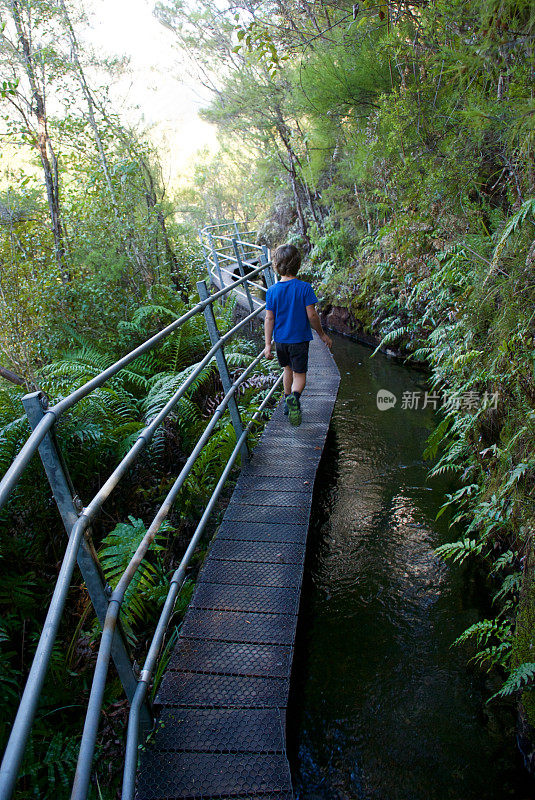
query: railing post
232 221 247 262
21 391 152 735
198 231 215 288
196 282 249 463
231 237 255 314
260 244 276 287
208 232 225 291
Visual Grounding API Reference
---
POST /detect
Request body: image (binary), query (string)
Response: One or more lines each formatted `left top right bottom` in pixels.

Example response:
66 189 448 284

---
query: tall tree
1 0 70 283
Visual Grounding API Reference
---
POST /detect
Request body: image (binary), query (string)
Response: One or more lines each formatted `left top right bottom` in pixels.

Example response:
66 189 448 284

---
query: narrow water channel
290 335 533 800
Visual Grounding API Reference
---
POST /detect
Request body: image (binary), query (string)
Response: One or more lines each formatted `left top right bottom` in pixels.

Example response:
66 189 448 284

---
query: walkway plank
136 333 339 800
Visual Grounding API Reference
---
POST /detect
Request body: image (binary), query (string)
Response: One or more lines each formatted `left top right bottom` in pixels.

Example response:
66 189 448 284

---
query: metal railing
199 221 277 312
0 223 281 800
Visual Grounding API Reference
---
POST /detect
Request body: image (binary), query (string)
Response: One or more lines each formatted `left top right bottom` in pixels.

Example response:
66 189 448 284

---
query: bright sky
86 0 217 184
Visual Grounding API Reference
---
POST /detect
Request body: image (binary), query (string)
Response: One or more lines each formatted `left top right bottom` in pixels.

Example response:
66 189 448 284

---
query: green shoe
286 393 302 426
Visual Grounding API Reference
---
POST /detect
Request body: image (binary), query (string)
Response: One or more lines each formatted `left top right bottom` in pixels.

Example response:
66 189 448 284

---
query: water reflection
291 335 532 800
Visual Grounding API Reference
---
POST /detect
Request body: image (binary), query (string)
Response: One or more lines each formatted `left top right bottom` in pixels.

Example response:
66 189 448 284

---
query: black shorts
275 341 310 373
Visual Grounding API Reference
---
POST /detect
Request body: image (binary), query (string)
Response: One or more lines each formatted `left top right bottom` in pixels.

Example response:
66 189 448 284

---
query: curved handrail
0 224 281 800
199 222 275 309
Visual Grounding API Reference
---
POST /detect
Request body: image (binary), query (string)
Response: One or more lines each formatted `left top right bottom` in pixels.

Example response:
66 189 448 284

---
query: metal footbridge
0 223 340 799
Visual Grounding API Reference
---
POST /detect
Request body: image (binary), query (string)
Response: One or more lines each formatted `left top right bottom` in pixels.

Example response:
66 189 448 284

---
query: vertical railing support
232 220 241 246
232 221 247 262
197 281 249 463
260 244 276 287
208 232 224 290
21 392 152 735
199 232 215 288
231 237 255 314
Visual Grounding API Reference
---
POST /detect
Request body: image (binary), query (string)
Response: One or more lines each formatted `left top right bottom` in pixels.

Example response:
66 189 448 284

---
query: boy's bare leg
292 372 306 395
283 366 293 395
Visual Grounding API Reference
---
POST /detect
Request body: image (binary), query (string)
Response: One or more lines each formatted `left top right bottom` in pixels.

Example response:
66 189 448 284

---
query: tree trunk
138 158 189 298
275 113 310 246
58 0 117 204
10 0 70 284
0 365 28 387
289 164 308 242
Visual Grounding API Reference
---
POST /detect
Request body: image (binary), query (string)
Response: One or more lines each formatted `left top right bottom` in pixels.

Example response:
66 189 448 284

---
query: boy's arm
306 304 332 349
264 310 275 358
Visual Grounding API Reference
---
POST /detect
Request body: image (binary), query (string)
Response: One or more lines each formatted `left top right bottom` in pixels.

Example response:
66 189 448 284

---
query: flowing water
290 335 533 800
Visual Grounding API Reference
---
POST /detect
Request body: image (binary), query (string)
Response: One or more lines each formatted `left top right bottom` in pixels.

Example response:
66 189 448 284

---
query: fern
18 730 80 799
182 420 238 511
492 572 522 605
490 662 535 701
0 571 39 614
435 537 484 564
471 641 512 671
372 325 411 356
141 363 215 422
490 550 516 575
454 618 512 651
491 197 535 271
423 417 450 461
98 516 170 641
0 412 30 474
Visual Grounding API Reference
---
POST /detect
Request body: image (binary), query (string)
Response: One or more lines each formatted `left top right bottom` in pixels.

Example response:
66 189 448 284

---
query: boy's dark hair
272 244 301 276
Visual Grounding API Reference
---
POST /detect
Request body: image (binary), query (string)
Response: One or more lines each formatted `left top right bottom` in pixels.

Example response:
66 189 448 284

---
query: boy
263 244 332 426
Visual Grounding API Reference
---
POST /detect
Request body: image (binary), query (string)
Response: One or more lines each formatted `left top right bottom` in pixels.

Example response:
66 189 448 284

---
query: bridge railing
0 225 282 800
199 221 278 311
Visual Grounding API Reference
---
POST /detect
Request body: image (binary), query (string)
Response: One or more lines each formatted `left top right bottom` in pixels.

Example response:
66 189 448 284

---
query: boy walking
263 244 332 426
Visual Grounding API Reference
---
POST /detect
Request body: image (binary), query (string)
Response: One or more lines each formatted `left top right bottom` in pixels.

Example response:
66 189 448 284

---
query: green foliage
435 538 484 565
98 516 170 641
232 18 288 79
163 0 535 717
306 219 355 299
19 731 80 799
454 618 513 672
490 662 535 701
182 420 238 512
493 198 535 261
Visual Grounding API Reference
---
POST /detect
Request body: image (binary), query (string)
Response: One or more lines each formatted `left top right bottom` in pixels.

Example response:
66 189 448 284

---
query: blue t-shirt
265 278 318 343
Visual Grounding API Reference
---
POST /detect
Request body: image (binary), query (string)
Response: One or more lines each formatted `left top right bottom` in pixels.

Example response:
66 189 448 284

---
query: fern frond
454 618 512 649
489 550 516 575
435 537 483 564
490 662 535 701
491 198 535 269
142 363 214 422
372 325 411 356
492 572 521 604
0 414 30 473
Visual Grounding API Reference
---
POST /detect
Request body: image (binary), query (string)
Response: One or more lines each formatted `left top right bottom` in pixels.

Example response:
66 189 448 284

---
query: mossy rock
256 193 297 248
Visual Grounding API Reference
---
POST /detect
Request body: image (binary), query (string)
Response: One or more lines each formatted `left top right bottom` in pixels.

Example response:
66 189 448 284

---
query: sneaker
286 393 302 426
283 399 289 416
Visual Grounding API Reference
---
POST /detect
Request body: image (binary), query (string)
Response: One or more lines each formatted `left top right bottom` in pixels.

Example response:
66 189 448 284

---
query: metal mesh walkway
136 333 340 800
